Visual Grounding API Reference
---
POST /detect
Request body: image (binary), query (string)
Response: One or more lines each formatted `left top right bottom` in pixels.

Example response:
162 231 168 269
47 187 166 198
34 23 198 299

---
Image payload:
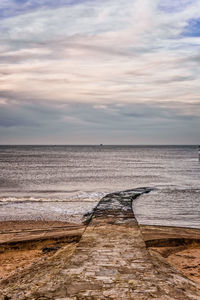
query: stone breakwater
1 188 200 299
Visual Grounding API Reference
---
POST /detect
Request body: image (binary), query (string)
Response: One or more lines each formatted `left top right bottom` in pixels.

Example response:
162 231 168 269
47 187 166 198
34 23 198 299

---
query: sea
0 145 199 228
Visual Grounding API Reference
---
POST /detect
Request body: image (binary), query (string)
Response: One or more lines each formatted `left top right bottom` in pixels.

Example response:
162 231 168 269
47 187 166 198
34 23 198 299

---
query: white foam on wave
0 191 107 203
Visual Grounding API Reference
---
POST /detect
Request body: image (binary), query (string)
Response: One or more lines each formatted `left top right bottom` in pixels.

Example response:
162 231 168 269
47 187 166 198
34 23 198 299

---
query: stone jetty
1 188 200 299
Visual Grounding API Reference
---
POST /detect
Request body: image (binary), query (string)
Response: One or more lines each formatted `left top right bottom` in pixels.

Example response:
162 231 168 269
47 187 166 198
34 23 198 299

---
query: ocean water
0 145 199 228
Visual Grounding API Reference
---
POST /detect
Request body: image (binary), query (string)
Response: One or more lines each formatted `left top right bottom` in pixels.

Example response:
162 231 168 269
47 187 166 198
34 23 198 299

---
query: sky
0 0 200 145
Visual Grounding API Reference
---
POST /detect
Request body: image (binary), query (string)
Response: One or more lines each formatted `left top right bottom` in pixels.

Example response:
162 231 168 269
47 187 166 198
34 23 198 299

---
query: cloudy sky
0 0 200 144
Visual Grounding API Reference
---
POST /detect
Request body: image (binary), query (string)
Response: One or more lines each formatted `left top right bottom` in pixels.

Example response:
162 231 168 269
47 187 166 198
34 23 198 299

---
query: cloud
0 0 85 19
1 101 200 144
0 0 200 144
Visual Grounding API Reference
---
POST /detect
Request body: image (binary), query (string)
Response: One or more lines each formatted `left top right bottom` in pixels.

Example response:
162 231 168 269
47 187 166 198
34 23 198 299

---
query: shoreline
0 188 200 299
1 220 200 284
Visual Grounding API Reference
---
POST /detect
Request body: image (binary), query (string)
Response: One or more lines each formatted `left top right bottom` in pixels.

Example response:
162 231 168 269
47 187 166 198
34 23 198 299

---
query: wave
0 191 107 203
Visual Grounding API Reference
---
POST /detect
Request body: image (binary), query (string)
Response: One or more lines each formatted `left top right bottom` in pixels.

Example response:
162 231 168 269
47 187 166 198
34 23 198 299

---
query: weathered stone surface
0 188 200 299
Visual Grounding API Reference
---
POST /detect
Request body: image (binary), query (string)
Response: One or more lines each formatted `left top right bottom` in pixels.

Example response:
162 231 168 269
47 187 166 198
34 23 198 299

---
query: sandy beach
1 221 200 284
0 220 85 281
0 189 200 299
140 225 200 284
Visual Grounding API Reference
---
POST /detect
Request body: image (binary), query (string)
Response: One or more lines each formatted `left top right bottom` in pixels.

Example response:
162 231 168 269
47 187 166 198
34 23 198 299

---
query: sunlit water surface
0 145 199 227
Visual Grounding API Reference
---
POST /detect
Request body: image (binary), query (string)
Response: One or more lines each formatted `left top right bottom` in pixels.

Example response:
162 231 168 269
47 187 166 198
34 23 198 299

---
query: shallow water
0 145 199 227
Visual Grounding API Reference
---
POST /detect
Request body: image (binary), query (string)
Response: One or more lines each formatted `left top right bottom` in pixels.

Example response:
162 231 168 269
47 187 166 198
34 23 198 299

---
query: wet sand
0 220 85 243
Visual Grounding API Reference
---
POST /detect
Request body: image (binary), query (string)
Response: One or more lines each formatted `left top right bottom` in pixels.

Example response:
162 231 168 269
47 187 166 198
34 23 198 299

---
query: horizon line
0 144 198 146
